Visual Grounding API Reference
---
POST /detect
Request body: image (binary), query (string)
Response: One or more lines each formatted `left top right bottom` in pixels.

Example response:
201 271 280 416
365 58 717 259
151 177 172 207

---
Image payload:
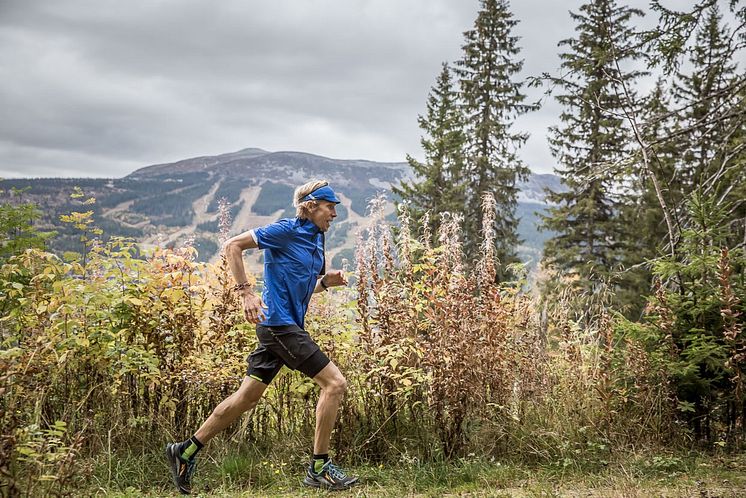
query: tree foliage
0 187 55 262
455 0 533 272
540 0 644 313
627 195 746 444
397 0 533 277
393 63 466 247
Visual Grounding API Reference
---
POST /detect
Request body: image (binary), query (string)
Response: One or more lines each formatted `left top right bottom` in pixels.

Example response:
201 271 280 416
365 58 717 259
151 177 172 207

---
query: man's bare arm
223 230 266 323
223 229 258 285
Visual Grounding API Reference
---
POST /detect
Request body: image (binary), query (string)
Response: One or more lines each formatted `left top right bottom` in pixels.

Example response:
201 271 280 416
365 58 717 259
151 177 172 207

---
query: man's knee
213 396 249 418
314 362 347 395
241 380 266 401
325 374 347 396
228 379 265 412
236 390 260 411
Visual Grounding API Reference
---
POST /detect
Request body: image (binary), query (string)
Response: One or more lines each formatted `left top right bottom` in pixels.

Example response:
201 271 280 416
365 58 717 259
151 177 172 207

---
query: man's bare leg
195 376 267 443
166 376 267 494
303 362 358 489
312 362 347 454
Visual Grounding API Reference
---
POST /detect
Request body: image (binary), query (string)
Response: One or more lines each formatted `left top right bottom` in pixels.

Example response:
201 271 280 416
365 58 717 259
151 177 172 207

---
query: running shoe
302 459 359 490
165 442 196 495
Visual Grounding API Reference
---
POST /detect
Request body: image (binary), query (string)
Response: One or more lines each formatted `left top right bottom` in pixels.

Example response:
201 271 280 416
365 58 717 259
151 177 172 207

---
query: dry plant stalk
719 247 745 439
354 192 539 457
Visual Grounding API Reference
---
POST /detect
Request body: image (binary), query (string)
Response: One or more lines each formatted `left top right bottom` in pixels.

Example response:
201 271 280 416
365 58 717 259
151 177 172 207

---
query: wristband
320 278 329 290
233 282 251 291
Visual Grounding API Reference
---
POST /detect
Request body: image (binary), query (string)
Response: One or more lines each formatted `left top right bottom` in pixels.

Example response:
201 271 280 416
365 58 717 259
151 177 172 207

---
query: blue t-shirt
254 217 324 328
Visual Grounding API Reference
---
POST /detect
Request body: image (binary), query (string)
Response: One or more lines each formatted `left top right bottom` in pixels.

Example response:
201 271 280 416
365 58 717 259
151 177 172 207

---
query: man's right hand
241 292 267 323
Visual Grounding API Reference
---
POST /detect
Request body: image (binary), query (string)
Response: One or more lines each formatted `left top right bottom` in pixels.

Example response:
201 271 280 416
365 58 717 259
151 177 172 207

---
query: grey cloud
2 0 716 179
0 0 480 176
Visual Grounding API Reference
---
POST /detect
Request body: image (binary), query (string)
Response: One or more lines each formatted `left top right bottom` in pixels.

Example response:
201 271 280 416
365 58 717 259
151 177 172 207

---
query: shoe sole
165 444 191 495
302 475 359 491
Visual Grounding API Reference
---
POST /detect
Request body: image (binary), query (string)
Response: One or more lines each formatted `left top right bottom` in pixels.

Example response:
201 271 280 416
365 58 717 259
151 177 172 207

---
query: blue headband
302 185 340 204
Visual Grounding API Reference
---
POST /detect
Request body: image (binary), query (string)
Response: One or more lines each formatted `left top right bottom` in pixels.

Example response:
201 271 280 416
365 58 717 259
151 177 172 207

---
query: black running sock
177 435 203 462
312 453 329 473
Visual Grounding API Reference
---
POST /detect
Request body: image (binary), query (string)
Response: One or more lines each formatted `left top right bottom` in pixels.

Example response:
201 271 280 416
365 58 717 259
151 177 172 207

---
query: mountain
517 173 564 204
1 148 561 271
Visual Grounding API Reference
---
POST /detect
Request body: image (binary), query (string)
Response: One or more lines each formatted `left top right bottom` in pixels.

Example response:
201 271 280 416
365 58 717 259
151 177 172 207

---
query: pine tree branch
641 76 746 139
608 46 678 261
703 142 746 201
647 0 719 70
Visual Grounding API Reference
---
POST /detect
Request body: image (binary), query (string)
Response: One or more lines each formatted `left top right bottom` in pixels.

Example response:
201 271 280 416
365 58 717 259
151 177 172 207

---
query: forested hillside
0 149 559 269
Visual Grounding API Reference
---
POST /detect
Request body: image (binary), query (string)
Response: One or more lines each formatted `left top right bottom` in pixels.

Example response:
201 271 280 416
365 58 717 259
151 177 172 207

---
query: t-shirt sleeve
254 219 293 250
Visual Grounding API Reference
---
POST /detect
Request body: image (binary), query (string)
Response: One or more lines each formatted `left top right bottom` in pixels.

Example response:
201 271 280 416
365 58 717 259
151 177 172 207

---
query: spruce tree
454 0 532 274
394 63 466 246
672 5 742 202
620 4 745 312
540 0 644 309
635 2 746 441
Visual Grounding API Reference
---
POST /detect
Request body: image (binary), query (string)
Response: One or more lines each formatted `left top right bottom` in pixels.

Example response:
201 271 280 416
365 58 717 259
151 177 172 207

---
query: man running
166 180 358 494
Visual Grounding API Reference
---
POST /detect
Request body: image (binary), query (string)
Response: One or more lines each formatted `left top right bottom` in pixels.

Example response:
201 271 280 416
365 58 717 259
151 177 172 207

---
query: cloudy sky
0 0 725 178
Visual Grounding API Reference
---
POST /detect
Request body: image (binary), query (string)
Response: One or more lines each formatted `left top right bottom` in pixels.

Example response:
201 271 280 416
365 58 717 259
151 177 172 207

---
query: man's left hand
322 270 348 288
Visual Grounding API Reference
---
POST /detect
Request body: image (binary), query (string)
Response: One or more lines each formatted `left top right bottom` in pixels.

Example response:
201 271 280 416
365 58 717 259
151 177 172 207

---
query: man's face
310 200 337 232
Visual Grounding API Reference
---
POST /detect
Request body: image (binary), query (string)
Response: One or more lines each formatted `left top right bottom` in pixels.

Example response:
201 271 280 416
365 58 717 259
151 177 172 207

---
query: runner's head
293 180 341 232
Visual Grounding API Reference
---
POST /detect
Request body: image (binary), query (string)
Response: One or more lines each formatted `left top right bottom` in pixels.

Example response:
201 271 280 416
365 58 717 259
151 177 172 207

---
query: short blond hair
293 179 328 219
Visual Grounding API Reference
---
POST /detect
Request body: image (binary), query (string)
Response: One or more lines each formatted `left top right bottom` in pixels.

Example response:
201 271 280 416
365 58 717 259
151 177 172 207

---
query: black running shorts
246 324 330 384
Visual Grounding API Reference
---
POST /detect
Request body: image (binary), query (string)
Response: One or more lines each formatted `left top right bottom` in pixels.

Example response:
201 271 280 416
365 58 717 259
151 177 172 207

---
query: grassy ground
80 450 746 497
